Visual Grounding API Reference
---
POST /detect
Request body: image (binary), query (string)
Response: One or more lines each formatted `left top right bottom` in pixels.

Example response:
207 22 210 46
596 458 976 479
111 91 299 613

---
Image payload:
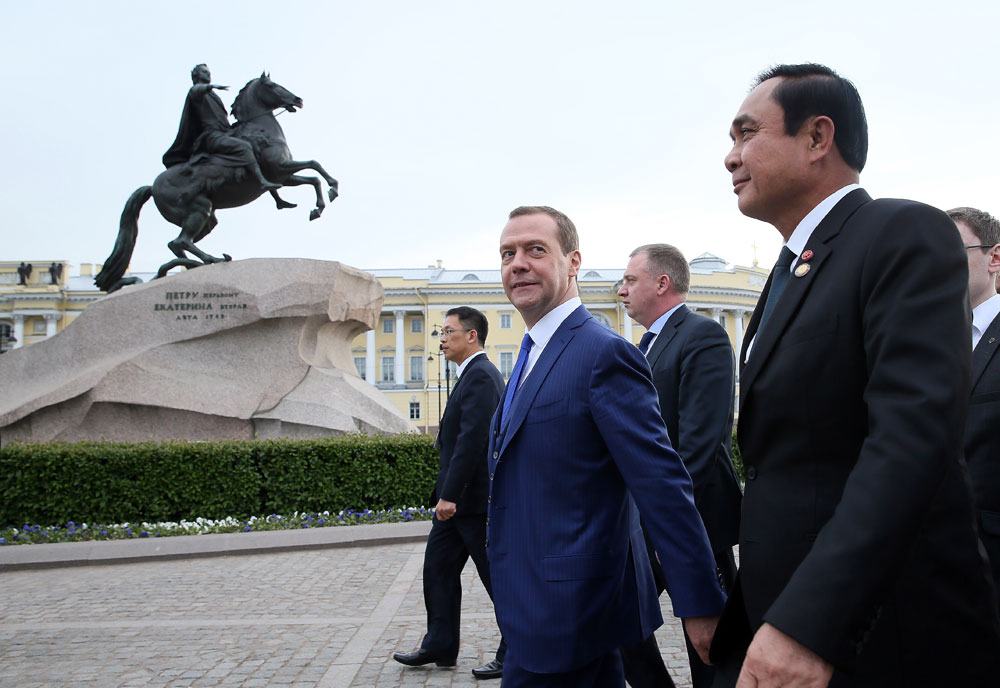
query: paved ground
0 523 693 687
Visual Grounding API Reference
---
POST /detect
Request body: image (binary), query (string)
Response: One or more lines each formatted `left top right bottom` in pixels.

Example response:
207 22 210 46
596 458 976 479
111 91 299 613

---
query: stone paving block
0 540 697 687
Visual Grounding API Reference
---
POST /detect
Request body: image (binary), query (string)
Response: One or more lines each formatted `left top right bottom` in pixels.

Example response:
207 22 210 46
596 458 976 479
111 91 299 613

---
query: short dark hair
508 206 579 255
947 207 1000 247
630 244 690 294
754 63 868 173
445 306 489 345
191 63 208 81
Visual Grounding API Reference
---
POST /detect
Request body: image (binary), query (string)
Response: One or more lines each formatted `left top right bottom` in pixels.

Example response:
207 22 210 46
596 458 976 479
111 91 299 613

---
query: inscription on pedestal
152 291 248 321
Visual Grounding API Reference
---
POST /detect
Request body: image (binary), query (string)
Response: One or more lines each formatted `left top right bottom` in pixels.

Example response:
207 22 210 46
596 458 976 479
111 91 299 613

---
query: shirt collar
783 183 860 267
455 349 486 377
646 302 684 336
526 297 582 348
973 293 1000 339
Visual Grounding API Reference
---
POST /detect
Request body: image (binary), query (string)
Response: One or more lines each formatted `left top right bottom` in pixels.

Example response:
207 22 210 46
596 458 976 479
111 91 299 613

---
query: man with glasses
393 306 507 680
949 206 1000 603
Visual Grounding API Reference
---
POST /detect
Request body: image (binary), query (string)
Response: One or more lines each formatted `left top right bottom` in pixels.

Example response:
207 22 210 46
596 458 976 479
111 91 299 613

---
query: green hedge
0 435 437 528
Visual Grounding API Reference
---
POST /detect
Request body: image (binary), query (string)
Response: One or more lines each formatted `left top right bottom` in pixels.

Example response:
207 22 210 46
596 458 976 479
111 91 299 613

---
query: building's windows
382 356 395 382
411 317 423 334
499 351 514 378
409 402 420 420
382 318 394 334
720 315 727 330
32 319 46 334
409 355 424 381
354 356 366 380
499 313 512 329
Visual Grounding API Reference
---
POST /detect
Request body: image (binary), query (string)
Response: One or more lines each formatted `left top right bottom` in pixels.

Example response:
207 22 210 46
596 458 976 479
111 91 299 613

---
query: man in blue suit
487 206 726 687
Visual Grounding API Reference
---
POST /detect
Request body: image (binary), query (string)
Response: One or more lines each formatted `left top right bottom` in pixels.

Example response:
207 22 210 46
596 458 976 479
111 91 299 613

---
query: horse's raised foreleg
273 159 339 202
279 174 326 221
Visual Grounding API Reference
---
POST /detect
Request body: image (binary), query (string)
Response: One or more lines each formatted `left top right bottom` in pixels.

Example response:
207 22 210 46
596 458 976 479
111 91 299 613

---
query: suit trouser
621 547 736 688
421 514 506 661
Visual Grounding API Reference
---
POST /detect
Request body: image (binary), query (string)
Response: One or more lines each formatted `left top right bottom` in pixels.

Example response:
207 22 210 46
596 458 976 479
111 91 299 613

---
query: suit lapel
497 305 589 457
972 313 1000 391
646 305 686 369
739 189 871 410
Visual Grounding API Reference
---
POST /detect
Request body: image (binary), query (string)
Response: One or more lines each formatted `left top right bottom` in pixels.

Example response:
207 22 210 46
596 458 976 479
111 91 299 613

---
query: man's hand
434 499 457 521
735 623 834 688
683 615 719 664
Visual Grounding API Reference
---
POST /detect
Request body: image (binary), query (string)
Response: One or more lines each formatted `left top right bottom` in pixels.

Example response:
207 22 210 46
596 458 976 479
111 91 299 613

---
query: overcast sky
3 1 997 277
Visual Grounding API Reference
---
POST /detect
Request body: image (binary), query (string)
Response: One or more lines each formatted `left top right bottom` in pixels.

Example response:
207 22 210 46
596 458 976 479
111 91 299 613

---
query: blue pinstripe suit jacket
486 305 725 673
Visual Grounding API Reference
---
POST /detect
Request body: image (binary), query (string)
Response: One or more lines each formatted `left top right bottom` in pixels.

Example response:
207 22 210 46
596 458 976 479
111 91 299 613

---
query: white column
734 309 745 355
624 315 634 343
365 329 376 385
711 307 722 324
394 310 406 386
45 313 61 338
12 314 24 349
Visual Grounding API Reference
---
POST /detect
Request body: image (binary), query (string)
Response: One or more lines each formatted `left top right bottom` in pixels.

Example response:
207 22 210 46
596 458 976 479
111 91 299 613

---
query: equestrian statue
95 64 338 293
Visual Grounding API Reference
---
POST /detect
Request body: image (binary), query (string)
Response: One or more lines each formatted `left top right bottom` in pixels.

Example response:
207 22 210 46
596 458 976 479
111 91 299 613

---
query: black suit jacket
967 310 1000 597
645 304 741 557
435 353 504 516
712 189 1000 684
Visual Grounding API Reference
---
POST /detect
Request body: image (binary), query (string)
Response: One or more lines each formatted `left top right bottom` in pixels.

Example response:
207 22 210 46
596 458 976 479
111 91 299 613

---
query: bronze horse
96 73 338 293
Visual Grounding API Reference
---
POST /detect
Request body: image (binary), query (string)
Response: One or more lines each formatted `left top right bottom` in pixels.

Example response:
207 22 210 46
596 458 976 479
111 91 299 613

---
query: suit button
490 472 494 480
485 538 489 548
746 466 757 480
488 496 491 503
493 451 498 459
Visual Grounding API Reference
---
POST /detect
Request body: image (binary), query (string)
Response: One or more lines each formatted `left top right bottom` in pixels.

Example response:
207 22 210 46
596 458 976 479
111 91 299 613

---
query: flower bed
0 507 435 546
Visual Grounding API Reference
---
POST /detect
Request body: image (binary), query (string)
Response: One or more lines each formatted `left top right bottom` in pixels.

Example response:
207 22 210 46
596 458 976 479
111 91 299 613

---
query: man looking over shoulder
617 243 741 688
393 306 506 680
711 63 1000 687
948 206 1000 603
487 206 725 687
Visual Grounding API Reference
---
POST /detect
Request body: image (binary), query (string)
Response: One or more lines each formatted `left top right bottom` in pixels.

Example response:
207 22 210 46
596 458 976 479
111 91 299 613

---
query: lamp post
429 325 453 428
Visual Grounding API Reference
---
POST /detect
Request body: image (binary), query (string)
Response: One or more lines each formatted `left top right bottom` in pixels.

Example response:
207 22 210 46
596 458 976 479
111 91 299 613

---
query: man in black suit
616 243 741 688
393 306 506 680
948 206 1000 602
710 63 1000 687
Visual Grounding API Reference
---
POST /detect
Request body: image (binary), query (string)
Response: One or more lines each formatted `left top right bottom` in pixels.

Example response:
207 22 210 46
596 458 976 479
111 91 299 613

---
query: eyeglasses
440 327 471 338
965 244 995 250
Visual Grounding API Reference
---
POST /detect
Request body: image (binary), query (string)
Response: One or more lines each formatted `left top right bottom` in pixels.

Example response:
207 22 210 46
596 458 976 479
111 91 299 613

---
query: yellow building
351 253 766 434
2 256 766 434
0 261 98 353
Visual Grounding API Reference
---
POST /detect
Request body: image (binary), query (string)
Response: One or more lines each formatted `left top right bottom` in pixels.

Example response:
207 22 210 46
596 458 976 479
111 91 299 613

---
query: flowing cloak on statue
162 85 247 169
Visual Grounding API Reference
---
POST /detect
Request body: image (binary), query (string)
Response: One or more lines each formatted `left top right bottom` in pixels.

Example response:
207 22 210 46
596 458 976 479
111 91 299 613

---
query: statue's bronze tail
95 186 153 293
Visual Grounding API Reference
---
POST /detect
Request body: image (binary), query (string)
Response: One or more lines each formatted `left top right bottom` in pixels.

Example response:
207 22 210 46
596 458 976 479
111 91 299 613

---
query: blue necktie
638 330 656 355
501 333 533 423
757 246 796 334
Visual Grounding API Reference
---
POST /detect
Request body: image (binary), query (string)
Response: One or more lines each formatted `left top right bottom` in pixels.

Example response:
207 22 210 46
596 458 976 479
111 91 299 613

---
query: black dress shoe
392 648 456 667
472 658 503 679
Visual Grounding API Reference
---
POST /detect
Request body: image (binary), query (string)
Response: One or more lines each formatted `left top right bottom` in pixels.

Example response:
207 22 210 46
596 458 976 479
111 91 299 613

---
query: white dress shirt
456 349 486 378
972 293 1000 350
746 183 860 362
520 297 582 385
641 302 684 355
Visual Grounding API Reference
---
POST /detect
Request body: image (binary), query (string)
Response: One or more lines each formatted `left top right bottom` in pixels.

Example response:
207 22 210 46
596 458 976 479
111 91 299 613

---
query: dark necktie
501 333 534 423
638 330 656 355
757 246 796 334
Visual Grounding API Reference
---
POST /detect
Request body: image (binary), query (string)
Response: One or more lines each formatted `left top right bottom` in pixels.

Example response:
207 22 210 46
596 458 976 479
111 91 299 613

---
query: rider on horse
162 64 281 192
